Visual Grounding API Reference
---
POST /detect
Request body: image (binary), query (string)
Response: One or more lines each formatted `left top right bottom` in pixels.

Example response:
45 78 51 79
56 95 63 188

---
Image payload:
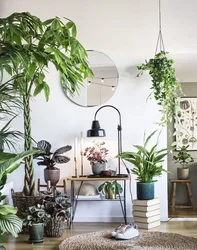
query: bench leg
185 182 196 210
171 183 176 210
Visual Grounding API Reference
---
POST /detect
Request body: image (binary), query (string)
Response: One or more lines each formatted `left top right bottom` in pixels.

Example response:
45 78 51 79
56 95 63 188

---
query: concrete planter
177 167 189 180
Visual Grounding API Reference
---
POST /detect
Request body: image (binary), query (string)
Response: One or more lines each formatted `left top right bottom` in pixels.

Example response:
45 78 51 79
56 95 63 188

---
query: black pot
44 168 60 186
137 182 154 200
29 223 44 243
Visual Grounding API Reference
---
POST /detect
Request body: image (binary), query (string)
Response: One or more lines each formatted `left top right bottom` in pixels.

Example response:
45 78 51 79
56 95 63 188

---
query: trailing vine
137 51 183 126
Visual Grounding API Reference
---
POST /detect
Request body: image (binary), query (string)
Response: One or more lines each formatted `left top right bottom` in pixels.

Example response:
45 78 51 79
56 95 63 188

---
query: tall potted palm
118 131 171 200
0 12 93 197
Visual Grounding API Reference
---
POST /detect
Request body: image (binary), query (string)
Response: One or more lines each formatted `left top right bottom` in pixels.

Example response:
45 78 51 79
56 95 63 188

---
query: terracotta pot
177 167 189 180
44 168 60 186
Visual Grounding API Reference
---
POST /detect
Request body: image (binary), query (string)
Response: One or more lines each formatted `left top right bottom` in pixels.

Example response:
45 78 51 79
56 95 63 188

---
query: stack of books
133 198 160 229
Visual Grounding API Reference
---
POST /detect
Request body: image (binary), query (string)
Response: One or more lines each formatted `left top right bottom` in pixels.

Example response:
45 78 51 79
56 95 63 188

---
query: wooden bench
169 179 196 210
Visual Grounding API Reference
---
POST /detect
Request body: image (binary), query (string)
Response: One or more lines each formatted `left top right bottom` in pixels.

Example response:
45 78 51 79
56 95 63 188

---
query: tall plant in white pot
0 12 93 198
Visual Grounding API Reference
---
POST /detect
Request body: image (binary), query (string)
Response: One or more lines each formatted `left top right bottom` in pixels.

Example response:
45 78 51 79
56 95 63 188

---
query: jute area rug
59 230 197 250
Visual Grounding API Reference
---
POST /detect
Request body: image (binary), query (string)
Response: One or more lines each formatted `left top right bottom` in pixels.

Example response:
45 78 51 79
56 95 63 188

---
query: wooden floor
169 207 197 218
4 220 197 250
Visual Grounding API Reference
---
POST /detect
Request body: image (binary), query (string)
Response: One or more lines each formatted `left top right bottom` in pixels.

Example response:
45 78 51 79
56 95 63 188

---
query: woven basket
11 189 44 218
44 216 65 237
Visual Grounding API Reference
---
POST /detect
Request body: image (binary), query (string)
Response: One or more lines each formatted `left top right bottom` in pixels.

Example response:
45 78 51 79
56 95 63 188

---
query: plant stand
169 179 196 210
133 198 160 229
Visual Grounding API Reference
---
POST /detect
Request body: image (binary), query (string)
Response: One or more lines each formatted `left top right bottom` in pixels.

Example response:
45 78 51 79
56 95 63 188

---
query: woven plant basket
11 189 44 218
44 216 65 237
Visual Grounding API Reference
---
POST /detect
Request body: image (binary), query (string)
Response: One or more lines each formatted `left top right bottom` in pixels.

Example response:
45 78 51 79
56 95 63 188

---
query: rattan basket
44 216 66 237
11 189 44 218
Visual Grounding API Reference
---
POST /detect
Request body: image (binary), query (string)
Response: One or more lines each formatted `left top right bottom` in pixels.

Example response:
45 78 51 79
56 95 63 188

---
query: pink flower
84 141 108 163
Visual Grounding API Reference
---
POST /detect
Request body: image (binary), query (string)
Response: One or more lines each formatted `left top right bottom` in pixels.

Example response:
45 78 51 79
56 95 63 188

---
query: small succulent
34 140 72 170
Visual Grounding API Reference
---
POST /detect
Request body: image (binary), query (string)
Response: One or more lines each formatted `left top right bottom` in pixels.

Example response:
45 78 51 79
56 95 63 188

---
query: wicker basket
44 216 66 237
11 189 44 218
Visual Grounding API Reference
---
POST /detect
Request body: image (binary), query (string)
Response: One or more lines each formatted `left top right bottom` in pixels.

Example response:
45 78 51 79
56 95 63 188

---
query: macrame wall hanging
137 0 183 126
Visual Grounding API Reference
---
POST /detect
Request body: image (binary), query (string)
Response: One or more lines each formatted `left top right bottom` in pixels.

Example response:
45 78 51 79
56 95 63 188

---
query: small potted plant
173 145 194 180
118 130 171 200
34 140 72 186
98 181 123 199
84 141 109 175
43 193 71 237
23 203 49 243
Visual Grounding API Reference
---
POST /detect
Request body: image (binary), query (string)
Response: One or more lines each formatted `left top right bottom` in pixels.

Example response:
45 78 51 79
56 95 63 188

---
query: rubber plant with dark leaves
0 12 93 196
137 51 183 126
34 140 72 185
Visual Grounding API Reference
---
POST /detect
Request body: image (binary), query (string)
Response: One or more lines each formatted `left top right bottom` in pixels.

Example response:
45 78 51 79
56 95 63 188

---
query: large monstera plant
0 12 93 196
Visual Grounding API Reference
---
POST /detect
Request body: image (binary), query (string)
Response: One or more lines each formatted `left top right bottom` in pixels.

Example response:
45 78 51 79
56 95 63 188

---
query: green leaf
0 205 17 216
43 83 50 102
0 214 22 237
33 83 45 96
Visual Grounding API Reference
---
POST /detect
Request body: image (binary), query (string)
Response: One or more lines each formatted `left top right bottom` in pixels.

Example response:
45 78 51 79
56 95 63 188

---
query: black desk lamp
87 105 126 176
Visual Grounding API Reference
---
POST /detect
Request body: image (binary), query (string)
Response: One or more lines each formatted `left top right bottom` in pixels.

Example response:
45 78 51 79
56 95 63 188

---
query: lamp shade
87 120 106 137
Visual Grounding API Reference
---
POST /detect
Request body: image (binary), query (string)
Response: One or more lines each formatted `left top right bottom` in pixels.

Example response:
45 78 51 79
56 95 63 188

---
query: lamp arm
94 105 122 130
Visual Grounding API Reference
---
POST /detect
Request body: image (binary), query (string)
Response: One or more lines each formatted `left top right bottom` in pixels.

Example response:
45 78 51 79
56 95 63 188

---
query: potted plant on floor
84 141 109 175
23 203 49 243
43 193 71 237
118 130 171 200
0 12 93 199
34 140 72 186
98 181 123 199
173 145 194 180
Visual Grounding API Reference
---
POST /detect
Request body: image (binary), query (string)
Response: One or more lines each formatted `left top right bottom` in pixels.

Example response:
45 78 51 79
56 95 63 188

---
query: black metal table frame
69 178 128 228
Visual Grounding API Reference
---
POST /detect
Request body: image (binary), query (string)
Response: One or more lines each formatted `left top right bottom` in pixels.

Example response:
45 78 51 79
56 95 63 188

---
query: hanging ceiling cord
155 0 165 55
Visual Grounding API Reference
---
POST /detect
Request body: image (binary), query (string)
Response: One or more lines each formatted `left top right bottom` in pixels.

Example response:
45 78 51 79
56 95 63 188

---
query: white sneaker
115 223 139 240
111 224 127 237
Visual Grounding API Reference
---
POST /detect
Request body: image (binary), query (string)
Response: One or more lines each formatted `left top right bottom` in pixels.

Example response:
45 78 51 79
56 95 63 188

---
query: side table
66 176 129 227
169 179 196 210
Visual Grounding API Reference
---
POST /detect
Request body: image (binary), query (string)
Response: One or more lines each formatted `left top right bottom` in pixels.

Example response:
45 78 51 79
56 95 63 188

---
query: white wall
2 0 197 222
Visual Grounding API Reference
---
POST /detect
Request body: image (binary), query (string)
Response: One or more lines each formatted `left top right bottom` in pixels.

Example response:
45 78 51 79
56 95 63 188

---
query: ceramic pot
105 189 116 199
91 162 106 175
44 168 60 186
29 223 44 243
177 167 189 180
137 182 154 200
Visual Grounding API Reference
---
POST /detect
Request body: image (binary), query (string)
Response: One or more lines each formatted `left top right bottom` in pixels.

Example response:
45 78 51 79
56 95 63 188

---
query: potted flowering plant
84 141 109 175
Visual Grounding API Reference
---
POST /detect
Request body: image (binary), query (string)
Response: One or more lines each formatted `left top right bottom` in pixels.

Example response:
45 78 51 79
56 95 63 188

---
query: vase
91 162 106 175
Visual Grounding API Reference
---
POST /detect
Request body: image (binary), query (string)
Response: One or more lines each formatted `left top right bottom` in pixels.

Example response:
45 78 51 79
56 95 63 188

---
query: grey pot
177 167 189 180
29 223 44 243
44 168 60 186
91 162 106 175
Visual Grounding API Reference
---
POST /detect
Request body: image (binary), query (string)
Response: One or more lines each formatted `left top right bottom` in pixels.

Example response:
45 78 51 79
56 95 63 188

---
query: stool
169 179 196 210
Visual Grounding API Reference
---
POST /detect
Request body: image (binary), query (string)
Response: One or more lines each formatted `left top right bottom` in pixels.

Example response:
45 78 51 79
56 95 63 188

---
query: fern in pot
118 131 171 200
34 140 72 186
173 145 194 180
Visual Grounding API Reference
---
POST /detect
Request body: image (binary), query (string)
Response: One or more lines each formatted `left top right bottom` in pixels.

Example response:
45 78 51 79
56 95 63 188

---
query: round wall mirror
64 50 119 107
